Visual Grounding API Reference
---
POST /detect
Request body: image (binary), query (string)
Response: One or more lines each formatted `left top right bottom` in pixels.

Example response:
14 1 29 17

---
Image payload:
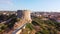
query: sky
0 0 60 12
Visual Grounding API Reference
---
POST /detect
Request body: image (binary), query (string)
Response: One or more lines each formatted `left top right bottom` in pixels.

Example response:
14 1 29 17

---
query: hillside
21 16 60 34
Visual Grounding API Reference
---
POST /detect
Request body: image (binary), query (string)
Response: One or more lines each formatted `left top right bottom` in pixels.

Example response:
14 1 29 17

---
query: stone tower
17 10 32 23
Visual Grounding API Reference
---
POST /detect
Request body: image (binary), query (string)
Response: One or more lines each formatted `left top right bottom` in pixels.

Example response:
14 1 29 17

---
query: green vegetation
0 24 7 32
22 16 60 34
0 14 60 34
0 14 17 33
26 23 34 30
32 17 60 34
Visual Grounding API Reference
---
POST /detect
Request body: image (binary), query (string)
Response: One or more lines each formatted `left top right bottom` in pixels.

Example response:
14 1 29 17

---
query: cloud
0 0 13 5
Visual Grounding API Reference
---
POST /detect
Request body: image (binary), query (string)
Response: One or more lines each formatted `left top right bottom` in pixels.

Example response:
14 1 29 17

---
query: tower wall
17 10 32 22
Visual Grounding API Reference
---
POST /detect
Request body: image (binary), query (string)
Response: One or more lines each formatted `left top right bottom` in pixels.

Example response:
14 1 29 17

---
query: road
12 23 27 34
12 18 28 34
5 18 29 34
1 18 30 34
1 18 12 24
